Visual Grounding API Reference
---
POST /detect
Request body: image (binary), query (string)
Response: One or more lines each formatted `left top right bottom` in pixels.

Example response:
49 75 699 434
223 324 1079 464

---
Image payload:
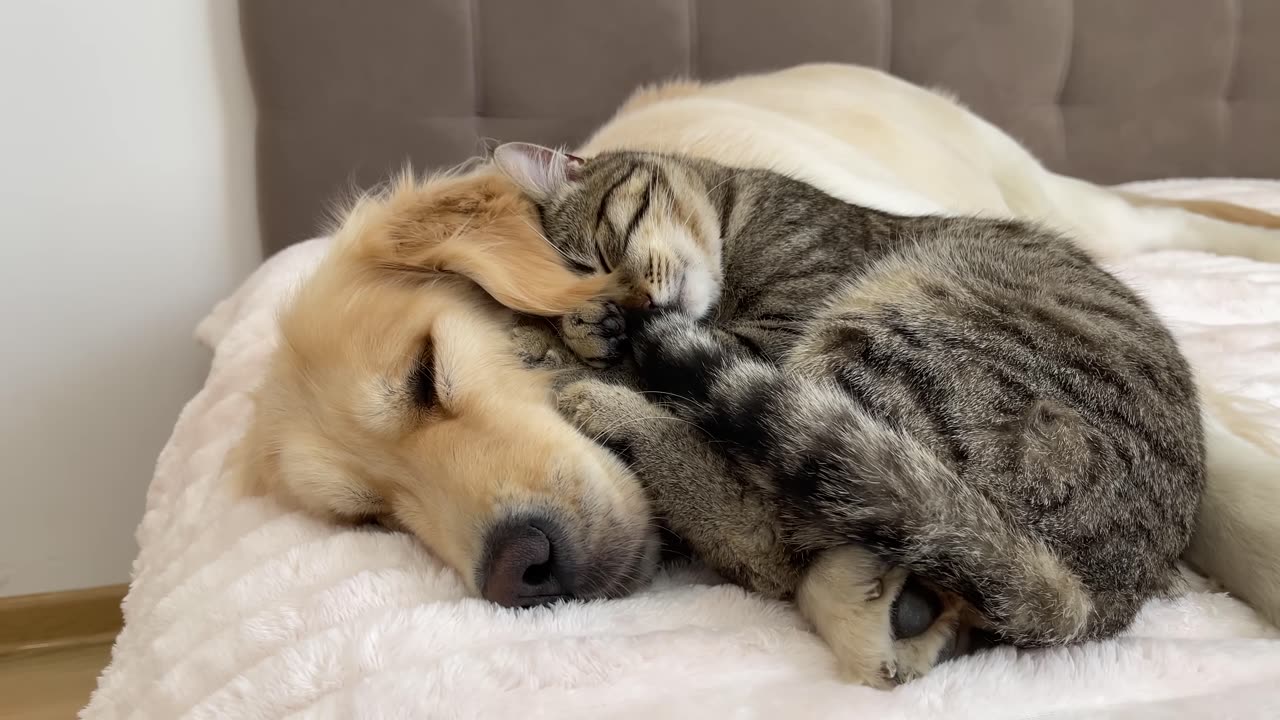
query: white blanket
84 181 1280 719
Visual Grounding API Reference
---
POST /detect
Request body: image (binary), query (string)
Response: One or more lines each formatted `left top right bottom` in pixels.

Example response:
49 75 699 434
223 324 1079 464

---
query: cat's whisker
637 389 700 405
587 414 707 445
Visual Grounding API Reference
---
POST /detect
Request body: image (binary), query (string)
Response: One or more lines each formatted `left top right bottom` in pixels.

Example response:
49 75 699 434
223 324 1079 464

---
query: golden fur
233 169 656 599
1115 191 1280 230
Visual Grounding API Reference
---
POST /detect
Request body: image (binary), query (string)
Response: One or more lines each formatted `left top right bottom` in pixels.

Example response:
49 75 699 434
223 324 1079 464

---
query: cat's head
493 143 724 320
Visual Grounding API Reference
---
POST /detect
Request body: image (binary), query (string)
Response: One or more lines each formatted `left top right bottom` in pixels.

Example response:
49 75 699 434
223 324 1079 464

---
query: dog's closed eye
408 341 437 407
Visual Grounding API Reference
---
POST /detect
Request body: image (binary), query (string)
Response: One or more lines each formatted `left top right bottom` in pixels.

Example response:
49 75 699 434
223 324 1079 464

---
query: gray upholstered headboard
241 0 1280 256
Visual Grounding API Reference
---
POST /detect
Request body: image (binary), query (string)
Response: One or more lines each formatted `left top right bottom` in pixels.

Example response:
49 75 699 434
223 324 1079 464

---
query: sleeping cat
494 143 1206 686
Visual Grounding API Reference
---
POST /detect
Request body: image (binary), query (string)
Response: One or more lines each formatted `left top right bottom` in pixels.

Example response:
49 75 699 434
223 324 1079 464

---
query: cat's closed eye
593 243 612 273
565 258 595 275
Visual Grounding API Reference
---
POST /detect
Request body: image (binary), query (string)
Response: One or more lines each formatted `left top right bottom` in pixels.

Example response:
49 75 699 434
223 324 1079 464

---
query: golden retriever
233 170 660 605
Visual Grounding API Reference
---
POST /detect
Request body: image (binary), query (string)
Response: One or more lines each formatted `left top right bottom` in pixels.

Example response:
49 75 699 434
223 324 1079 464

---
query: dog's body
235 64 1280 684
586 65 1280 264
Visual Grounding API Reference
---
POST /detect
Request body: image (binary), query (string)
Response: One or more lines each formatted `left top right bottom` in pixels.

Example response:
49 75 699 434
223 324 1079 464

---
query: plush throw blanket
83 180 1280 719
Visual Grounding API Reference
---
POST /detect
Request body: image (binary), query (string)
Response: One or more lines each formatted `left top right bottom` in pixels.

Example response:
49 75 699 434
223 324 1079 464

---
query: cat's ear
492 142 585 199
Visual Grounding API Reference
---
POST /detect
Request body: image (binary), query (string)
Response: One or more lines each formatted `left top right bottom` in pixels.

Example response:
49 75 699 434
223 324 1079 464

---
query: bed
84 2 1280 717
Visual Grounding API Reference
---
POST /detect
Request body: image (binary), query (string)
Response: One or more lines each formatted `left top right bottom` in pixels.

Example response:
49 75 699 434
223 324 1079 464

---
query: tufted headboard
241 0 1280 255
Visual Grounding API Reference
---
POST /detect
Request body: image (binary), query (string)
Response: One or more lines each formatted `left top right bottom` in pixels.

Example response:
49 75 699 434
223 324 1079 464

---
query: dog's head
234 169 658 606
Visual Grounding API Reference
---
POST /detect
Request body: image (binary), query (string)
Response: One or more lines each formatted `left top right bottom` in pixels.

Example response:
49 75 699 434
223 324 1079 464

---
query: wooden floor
0 642 112 720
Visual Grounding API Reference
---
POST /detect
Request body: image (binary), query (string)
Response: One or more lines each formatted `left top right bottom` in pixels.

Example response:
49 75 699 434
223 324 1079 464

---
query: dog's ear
231 392 389 523
226 402 283 502
492 142 586 199
365 171 612 316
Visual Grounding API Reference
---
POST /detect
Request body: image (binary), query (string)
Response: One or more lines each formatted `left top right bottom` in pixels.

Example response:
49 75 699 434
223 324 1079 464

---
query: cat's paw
510 322 572 370
797 547 901 690
799 546 972 690
561 301 628 367
556 380 652 443
890 582 970 685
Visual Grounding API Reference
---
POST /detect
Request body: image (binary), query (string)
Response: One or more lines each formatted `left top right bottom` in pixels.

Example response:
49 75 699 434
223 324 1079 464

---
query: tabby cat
494 143 1206 687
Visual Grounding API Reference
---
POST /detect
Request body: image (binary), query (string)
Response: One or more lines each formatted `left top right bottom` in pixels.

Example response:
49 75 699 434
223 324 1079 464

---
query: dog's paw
561 301 628 367
510 322 571 370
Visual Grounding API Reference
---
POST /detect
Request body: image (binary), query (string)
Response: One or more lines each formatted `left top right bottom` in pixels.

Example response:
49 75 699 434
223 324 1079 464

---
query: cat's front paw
556 380 653 451
510 321 572 370
561 301 628 367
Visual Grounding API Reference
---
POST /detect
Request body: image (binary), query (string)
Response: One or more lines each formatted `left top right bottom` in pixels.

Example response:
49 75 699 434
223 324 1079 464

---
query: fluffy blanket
84 180 1280 719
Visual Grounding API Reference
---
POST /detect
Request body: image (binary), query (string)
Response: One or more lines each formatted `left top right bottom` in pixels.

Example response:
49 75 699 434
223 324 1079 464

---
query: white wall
0 1 259 596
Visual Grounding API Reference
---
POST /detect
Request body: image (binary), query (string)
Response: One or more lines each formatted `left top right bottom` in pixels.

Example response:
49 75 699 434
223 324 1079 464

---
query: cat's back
716 170 905 318
813 217 1199 444
791 217 1203 594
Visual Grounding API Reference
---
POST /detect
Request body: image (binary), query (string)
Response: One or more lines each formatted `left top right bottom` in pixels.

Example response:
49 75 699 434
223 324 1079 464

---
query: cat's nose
620 289 652 310
643 291 678 311
627 288 670 312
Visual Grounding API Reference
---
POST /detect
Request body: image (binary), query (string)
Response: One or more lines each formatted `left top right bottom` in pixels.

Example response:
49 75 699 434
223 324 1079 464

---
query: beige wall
0 0 260 596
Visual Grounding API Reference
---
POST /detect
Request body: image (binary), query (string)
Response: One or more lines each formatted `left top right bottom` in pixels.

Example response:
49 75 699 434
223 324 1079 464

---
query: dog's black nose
481 519 572 607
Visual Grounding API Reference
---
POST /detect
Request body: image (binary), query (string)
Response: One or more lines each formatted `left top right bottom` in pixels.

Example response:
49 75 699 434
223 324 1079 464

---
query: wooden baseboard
0 585 127 656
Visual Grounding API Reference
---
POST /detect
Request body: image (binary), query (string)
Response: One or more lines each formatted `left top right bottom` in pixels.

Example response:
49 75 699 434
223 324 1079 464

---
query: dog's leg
908 100 1280 262
1014 172 1280 263
890 581 970 683
1184 403 1280 627
1117 192 1280 230
556 378 802 598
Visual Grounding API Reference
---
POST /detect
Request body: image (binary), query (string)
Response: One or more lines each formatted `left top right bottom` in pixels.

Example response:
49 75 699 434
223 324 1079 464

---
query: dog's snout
481 519 573 607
